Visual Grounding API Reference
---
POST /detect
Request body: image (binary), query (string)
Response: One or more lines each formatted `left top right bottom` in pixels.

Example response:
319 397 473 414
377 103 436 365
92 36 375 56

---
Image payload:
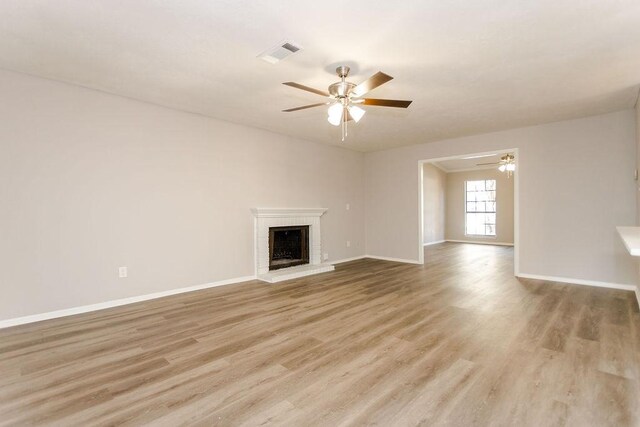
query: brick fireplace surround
251 208 335 283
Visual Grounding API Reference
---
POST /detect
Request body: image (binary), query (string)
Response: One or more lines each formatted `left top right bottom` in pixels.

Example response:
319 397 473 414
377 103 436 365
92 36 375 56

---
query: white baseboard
331 255 367 264
0 275 256 329
0 254 411 329
423 240 446 247
446 239 514 246
516 272 637 292
365 255 423 265
10 265 633 330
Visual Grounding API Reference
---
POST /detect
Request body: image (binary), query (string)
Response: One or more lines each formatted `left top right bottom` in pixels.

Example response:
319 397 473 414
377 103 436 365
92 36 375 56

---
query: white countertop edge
616 226 640 256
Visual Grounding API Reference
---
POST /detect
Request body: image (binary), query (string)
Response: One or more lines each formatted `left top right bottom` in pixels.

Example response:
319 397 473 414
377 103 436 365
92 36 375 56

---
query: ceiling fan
477 154 516 177
282 66 412 141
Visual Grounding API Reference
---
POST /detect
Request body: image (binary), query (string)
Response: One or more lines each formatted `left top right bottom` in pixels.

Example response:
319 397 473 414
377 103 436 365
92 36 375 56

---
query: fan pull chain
342 118 347 142
344 116 348 140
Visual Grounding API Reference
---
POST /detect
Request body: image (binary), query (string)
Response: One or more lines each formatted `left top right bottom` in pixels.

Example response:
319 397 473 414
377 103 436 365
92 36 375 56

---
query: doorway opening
418 149 519 275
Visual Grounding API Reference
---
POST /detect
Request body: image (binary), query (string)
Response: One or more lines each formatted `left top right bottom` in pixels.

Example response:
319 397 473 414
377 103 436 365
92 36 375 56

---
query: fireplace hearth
269 225 309 270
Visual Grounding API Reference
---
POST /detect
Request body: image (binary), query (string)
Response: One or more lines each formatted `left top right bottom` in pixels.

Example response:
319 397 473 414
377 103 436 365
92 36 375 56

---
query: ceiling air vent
258 41 302 64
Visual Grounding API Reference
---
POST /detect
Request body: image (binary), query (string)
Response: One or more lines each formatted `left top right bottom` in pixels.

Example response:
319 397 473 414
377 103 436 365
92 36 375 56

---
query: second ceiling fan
477 154 516 177
283 66 412 141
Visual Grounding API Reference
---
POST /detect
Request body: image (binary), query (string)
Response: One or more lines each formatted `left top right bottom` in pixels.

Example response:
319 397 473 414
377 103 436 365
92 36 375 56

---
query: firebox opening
269 225 310 270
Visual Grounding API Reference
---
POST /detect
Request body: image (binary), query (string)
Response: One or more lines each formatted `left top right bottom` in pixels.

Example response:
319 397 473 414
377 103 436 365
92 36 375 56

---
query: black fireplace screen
269 225 310 270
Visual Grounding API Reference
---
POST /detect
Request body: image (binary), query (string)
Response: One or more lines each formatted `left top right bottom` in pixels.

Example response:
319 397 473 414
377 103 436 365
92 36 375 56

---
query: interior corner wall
365 110 638 286
635 103 640 295
0 69 366 321
445 169 514 244
636 103 640 225
422 163 446 244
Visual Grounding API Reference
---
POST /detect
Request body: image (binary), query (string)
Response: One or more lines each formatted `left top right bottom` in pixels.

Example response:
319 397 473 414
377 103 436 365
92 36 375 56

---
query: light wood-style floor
1 243 639 426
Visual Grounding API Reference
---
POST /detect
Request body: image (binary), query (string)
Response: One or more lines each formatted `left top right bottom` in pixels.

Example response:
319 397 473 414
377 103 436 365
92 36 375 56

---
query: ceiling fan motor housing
329 81 356 98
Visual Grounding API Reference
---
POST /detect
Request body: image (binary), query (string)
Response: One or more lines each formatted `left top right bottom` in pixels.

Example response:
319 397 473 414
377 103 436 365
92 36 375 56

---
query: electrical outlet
119 267 128 278
323 253 329 261
346 241 351 248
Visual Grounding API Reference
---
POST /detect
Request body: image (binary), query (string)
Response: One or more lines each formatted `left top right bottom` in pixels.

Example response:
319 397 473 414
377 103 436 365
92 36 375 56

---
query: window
465 180 496 236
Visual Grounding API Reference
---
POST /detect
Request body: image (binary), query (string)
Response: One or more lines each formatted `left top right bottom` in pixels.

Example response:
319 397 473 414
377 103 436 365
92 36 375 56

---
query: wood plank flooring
1 243 639 426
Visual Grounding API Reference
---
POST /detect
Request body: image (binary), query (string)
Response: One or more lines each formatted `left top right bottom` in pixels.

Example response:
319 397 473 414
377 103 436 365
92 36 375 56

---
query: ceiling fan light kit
478 154 516 177
283 65 413 142
348 105 365 122
327 103 344 126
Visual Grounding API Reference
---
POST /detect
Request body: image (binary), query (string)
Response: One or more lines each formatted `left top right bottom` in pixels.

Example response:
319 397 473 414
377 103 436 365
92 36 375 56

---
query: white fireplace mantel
252 207 334 283
251 208 328 218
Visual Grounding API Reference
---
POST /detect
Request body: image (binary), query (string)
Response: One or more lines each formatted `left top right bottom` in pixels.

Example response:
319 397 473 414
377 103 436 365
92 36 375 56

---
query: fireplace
252 208 334 282
269 225 309 270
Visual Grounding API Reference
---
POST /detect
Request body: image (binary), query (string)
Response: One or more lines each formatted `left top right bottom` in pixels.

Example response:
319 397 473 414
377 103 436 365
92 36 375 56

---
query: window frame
464 179 497 238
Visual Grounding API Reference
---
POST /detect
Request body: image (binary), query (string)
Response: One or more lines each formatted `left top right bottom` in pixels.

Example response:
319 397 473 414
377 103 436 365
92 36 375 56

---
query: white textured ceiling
1 1 640 152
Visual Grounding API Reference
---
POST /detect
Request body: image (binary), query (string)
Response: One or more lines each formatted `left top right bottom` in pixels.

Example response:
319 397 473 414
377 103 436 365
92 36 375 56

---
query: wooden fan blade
283 82 329 97
361 98 412 108
282 103 327 112
352 72 393 97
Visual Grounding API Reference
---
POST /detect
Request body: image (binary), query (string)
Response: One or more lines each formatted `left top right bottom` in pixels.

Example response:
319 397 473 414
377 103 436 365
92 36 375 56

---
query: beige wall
422 164 446 244
366 110 637 286
0 70 366 320
1 67 637 321
445 169 514 244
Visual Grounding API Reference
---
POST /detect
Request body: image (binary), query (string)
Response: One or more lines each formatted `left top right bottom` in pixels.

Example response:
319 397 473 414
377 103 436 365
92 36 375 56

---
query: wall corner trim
516 272 638 292
0 275 257 329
